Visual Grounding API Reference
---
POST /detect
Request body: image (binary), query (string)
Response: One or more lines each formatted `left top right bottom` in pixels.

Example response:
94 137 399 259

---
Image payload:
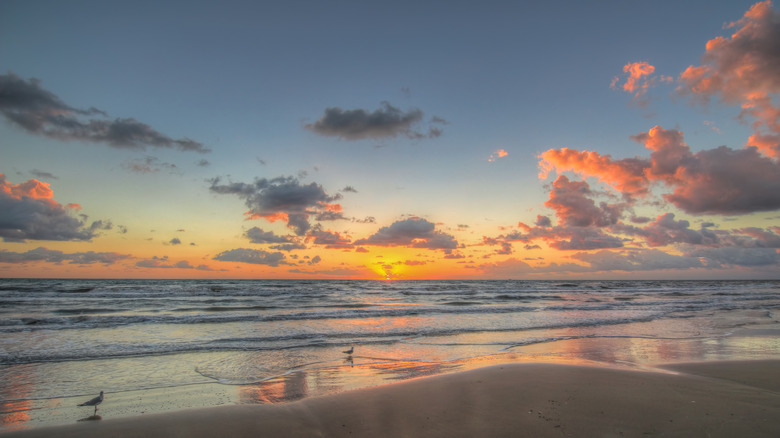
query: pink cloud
539 125 780 215
677 0 780 157
544 175 625 227
611 61 673 107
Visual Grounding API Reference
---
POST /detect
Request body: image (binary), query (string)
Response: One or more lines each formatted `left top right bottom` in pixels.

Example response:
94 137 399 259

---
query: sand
6 360 780 438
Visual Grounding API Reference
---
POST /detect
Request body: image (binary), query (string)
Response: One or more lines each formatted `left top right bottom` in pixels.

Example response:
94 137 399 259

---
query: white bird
342 347 354 355
78 391 104 415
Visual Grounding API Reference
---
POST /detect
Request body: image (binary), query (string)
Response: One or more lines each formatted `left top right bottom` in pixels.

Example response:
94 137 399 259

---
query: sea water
1 279 779 430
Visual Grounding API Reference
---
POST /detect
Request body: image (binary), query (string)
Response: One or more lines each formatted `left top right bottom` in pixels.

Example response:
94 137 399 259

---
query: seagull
78 391 104 415
342 347 354 355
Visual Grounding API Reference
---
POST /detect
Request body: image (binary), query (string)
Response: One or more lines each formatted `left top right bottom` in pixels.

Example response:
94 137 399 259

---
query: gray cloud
307 228 354 249
135 256 215 270
245 227 295 244
572 249 703 271
0 72 209 153
213 248 290 266
613 213 719 247
209 175 342 235
0 247 131 265
0 173 104 242
354 217 458 250
305 101 445 140
124 156 178 174
30 169 57 180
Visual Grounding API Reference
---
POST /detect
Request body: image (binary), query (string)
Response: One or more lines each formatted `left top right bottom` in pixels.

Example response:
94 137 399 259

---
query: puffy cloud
213 248 290 266
0 247 131 265
677 1 780 157
660 144 780 214
539 126 780 215
0 174 105 242
353 217 459 250
544 175 626 227
614 213 719 247
547 227 625 251
534 215 552 227
306 228 354 249
538 148 649 196
305 101 445 140
209 175 341 235
0 72 209 153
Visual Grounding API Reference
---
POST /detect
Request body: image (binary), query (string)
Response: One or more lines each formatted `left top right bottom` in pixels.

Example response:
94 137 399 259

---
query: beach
5 360 779 437
2 279 779 434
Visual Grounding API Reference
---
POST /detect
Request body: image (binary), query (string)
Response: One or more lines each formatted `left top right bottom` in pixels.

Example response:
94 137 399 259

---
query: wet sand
6 360 780 437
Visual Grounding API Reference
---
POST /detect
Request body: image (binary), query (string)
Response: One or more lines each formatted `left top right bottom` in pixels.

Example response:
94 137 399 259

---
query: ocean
2 279 779 430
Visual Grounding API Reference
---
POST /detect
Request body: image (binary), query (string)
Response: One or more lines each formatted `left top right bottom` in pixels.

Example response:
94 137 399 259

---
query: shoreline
5 359 780 437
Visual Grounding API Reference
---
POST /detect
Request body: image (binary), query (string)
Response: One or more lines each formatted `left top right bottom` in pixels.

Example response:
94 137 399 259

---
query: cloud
135 256 215 270
0 173 106 242
0 247 131 265
544 175 626 227
571 249 704 271
539 125 780 215
0 72 209 153
209 175 342 235
611 61 673 107
212 248 290 266
29 169 57 179
478 258 591 276
305 101 445 140
488 149 509 162
307 228 354 249
687 246 780 267
676 1 780 157
123 156 178 174
245 227 295 244
612 213 719 247
354 217 459 251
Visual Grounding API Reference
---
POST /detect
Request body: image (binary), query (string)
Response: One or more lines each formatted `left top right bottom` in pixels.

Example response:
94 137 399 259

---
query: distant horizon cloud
0 246 131 265
213 248 291 266
305 101 446 141
0 72 210 153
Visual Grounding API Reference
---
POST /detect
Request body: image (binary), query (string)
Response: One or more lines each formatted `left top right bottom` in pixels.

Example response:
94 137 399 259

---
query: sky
1 0 779 280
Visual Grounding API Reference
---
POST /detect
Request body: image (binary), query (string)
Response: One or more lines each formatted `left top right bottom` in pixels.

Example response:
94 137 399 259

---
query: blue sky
1 0 778 279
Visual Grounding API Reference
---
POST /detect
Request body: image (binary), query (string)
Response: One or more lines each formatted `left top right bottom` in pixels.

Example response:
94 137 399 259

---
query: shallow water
1 279 779 431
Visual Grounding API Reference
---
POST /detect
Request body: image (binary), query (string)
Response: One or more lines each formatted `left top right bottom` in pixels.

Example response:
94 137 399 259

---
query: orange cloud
677 0 780 157
538 148 649 195
540 125 780 215
1 177 54 200
488 149 509 162
611 61 671 106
